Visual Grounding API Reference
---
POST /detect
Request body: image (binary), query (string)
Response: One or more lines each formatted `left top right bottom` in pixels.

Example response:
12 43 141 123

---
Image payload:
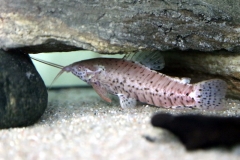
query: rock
151 113 240 150
0 0 240 53
0 50 48 129
1 0 240 98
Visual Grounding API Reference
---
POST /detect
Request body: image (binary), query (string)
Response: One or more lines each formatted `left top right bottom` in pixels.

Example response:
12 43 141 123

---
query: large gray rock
1 0 240 98
0 0 240 53
0 50 48 128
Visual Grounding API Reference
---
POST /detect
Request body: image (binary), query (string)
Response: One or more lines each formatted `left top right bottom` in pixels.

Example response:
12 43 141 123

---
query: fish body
58 57 227 110
31 52 227 109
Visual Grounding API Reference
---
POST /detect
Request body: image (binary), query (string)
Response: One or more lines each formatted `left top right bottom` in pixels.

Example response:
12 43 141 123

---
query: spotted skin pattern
59 58 227 110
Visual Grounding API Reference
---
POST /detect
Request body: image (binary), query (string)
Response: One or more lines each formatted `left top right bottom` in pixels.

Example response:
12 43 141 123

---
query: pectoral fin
91 83 111 103
117 94 137 108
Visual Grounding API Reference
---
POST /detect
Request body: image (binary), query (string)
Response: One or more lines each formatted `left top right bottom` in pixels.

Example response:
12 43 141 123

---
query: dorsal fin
123 51 165 70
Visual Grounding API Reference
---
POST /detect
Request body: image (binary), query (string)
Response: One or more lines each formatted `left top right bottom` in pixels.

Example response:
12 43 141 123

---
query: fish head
69 61 93 82
50 60 97 87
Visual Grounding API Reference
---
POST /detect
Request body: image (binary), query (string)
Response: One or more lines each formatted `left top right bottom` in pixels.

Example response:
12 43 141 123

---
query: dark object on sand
0 49 48 129
151 113 240 150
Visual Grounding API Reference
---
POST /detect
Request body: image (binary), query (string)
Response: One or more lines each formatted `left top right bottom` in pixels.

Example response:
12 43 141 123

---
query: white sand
0 88 240 160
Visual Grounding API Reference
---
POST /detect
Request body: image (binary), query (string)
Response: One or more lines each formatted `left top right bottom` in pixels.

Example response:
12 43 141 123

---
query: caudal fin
192 79 227 110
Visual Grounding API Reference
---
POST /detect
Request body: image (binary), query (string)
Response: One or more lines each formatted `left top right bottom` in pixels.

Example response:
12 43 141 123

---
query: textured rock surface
0 0 240 53
0 50 48 129
1 0 240 97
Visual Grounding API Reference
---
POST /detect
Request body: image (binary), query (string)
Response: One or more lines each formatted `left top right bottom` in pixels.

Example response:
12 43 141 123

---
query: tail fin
192 79 227 110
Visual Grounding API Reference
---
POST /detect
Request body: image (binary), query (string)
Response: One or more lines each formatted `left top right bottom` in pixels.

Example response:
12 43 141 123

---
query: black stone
151 113 240 150
0 49 48 129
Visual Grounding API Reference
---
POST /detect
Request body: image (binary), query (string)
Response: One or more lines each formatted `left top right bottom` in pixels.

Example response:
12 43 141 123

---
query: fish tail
192 79 227 110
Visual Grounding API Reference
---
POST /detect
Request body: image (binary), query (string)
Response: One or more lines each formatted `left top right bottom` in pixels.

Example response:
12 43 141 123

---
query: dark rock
0 50 48 129
151 113 240 150
0 0 240 53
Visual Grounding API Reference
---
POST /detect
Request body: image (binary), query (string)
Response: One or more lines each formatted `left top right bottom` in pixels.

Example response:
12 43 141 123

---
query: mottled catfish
32 51 227 109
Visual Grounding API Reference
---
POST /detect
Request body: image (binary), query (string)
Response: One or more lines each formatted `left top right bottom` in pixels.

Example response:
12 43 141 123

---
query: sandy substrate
0 88 240 160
